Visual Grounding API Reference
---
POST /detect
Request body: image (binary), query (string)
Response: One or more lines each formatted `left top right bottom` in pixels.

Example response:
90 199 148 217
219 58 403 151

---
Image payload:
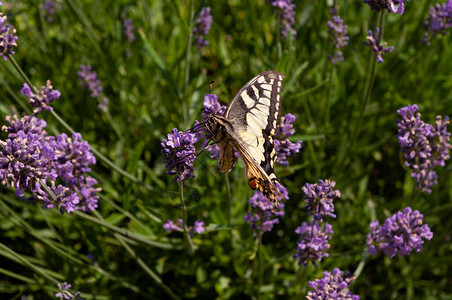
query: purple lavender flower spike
363 28 394 63
302 179 340 220
327 11 349 64
193 7 212 48
274 113 302 166
0 13 18 60
268 0 296 39
191 220 205 236
397 105 451 193
363 0 408 15
2 114 48 139
21 80 61 115
161 128 198 182
306 268 360 300
55 282 81 299
423 0 452 45
43 1 56 22
293 220 333 266
202 93 226 118
164 219 206 236
0 130 57 197
123 19 136 43
367 207 433 258
244 190 285 235
163 219 182 233
77 64 103 98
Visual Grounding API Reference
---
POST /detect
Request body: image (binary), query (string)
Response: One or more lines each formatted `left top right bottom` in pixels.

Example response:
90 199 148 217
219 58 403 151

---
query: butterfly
204 71 285 205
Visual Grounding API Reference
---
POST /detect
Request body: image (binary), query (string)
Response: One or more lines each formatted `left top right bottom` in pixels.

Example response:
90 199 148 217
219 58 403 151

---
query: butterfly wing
222 71 284 203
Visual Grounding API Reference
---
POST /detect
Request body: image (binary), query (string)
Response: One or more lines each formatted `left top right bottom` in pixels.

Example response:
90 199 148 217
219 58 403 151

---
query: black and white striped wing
224 71 284 202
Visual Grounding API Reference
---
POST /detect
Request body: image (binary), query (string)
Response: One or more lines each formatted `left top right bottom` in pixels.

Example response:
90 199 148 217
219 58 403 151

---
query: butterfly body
207 71 285 204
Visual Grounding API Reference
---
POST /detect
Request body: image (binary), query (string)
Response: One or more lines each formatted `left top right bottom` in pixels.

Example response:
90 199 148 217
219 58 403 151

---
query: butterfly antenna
209 80 215 94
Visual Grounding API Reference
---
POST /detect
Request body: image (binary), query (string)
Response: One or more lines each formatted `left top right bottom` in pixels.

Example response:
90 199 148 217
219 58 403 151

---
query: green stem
116 234 181 300
225 172 232 225
350 11 385 148
257 232 263 300
353 249 368 280
179 181 195 254
183 0 194 124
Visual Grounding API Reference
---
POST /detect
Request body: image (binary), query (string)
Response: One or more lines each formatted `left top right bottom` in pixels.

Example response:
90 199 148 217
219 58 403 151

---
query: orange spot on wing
248 177 258 190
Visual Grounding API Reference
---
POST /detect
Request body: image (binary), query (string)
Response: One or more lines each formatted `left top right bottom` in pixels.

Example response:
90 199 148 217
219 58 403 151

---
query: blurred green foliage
0 0 451 299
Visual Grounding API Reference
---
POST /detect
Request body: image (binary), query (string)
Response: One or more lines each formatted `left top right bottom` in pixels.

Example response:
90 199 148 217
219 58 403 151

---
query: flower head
2 114 48 139
367 207 433 258
163 219 205 236
397 104 451 193
363 0 408 15
55 282 81 299
423 1 452 44
244 190 285 235
294 220 333 266
43 1 56 22
327 11 349 64
123 18 136 43
193 7 212 48
363 27 394 63
274 113 302 165
306 268 360 300
0 13 18 60
302 179 340 221
202 93 226 118
161 128 198 182
268 0 296 39
77 64 103 98
21 80 61 115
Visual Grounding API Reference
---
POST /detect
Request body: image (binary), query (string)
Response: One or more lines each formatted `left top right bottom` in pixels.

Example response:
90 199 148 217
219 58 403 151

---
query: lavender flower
43 1 56 23
363 27 394 63
1 114 99 213
244 184 287 235
21 80 61 115
268 0 296 39
306 268 360 300
293 220 333 266
0 13 18 60
363 0 408 15
98 97 109 111
0 130 57 197
327 10 349 64
397 104 451 193
161 128 198 182
123 19 136 43
423 0 452 45
202 93 226 118
163 219 205 236
367 207 433 258
77 64 103 98
193 7 212 48
55 282 81 299
302 179 339 220
274 113 302 165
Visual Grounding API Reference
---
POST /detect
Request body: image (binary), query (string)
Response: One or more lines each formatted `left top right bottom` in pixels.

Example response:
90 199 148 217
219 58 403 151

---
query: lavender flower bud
327 11 349 64
363 0 408 15
302 179 340 220
306 268 360 300
0 13 18 60
2 114 48 139
423 0 452 45
21 80 61 115
77 64 103 98
268 0 297 39
363 27 394 63
244 190 285 235
193 7 212 48
274 113 302 166
161 128 198 182
294 220 333 266
55 282 81 299
163 219 205 236
367 207 433 258
123 18 136 43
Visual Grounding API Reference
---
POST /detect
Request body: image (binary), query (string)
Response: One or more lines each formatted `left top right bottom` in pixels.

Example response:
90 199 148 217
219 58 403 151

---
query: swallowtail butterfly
205 71 285 204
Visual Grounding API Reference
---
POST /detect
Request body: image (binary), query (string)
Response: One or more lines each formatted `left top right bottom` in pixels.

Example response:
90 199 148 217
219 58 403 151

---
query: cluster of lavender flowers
306 268 360 300
363 27 394 63
397 104 451 193
21 80 61 115
0 12 18 60
77 64 103 98
163 219 205 236
43 1 56 23
294 180 340 266
326 9 349 64
123 19 136 43
367 207 433 258
55 282 81 299
0 114 100 213
193 7 212 48
274 113 302 165
363 0 408 15
423 0 452 45
244 184 288 235
268 0 296 39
